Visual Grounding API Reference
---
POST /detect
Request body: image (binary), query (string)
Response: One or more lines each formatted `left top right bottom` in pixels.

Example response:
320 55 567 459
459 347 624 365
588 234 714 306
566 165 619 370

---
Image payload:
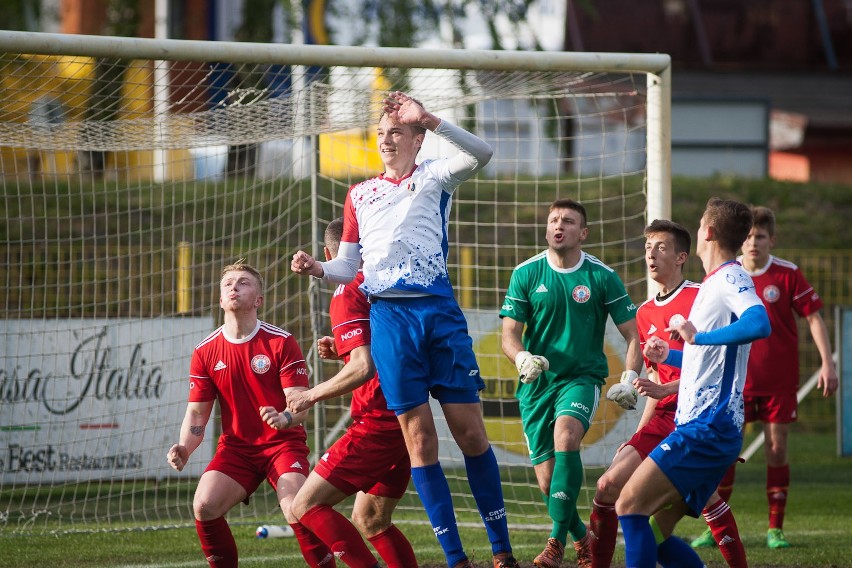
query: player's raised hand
383 91 422 121
291 250 323 277
644 335 670 363
317 336 338 360
166 444 189 472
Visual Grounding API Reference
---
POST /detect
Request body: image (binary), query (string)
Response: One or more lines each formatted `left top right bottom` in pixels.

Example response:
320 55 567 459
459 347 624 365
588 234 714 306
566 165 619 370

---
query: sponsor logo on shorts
251 354 271 374
290 461 303 469
660 443 671 451
572 285 591 303
763 285 780 303
469 370 479 376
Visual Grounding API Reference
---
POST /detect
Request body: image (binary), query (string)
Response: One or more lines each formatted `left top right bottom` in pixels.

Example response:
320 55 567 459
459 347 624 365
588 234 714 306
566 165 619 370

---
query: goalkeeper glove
606 370 639 410
515 351 549 384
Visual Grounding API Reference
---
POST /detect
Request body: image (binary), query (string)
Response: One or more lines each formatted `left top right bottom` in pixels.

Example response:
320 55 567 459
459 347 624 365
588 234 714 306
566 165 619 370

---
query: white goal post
0 29 670 533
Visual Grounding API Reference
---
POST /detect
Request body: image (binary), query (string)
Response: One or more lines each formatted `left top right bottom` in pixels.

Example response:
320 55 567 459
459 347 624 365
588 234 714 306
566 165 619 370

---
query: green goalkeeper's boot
767 528 791 549
690 527 717 548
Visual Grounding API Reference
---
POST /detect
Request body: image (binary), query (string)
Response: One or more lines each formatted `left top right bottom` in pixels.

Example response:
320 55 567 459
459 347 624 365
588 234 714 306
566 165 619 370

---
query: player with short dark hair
500 198 643 568
616 198 771 567
291 92 519 568
692 205 838 550
167 261 334 568
287 218 417 568
589 219 747 568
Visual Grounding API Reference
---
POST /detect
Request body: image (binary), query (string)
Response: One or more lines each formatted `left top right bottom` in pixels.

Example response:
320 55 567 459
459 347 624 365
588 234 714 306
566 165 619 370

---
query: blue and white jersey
675 261 763 430
343 158 458 298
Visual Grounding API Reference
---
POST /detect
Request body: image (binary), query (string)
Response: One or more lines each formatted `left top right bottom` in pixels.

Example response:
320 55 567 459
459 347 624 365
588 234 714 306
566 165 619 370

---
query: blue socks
465 446 512 555
411 462 466 567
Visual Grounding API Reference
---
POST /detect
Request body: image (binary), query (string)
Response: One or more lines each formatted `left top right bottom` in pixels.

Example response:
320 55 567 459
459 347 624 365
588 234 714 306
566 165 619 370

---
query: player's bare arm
291 250 324 278
287 345 376 414
167 400 213 472
617 319 643 376
806 311 839 396
634 377 679 400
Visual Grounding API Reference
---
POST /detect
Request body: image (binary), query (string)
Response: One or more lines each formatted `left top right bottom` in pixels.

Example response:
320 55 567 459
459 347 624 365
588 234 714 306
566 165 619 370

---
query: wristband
282 410 293 428
620 370 639 383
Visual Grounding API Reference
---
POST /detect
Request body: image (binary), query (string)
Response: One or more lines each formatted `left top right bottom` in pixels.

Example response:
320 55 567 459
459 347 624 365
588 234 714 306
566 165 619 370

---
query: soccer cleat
533 537 565 568
690 527 717 548
767 528 791 549
493 553 521 568
574 536 592 568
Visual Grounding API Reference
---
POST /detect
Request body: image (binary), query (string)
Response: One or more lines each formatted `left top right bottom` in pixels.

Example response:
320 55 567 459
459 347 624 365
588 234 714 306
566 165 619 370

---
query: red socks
195 517 238 568
718 463 736 502
589 499 618 568
300 505 379 568
767 464 790 529
291 521 337 567
702 500 747 568
367 524 418 567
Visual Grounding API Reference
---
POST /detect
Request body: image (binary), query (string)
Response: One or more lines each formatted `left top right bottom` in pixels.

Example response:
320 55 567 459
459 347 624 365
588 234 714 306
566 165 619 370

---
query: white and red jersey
635 280 700 413
329 272 400 428
337 120 491 299
738 255 824 395
342 160 458 298
188 321 309 451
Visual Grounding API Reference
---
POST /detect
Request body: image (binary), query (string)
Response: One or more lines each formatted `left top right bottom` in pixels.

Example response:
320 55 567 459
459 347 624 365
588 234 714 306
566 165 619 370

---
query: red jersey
329 272 400 428
739 255 823 395
635 280 700 413
189 321 310 451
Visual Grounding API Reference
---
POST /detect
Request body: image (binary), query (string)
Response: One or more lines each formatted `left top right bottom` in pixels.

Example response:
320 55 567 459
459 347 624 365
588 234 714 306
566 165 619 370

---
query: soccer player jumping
292 92 519 568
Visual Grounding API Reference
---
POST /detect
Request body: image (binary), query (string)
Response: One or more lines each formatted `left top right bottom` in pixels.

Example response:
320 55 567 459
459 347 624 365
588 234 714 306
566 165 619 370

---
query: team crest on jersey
668 314 686 328
572 285 591 303
251 354 272 374
763 285 780 303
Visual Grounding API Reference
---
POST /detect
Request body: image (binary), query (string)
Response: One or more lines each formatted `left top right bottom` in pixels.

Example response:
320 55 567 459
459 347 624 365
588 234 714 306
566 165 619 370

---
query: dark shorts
205 440 310 495
313 422 411 499
648 421 742 517
625 409 676 459
743 393 798 424
369 295 485 414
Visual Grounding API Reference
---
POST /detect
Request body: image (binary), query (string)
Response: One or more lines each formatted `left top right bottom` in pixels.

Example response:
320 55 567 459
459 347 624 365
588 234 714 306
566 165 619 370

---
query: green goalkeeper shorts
519 376 601 465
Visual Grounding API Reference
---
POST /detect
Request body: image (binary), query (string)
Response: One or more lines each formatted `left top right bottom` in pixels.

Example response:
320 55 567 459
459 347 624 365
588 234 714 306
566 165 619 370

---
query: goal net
0 30 671 533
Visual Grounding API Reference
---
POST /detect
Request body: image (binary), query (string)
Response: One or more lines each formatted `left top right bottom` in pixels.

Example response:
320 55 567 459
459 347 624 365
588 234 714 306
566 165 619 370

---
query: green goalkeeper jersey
500 250 636 398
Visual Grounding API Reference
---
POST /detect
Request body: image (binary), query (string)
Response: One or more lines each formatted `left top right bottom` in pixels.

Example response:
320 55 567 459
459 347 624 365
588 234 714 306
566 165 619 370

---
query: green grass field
2 427 850 568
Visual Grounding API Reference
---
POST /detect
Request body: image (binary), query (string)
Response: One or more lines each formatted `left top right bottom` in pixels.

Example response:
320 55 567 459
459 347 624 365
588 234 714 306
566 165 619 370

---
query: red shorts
625 409 675 459
206 439 310 496
743 393 798 424
313 422 411 499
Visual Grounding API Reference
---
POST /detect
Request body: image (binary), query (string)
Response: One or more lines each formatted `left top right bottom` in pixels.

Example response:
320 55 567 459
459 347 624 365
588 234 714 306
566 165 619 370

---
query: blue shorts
648 421 742 517
369 295 485 414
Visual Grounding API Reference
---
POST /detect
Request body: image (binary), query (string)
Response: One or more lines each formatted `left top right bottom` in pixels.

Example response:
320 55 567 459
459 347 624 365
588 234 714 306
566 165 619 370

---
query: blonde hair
221 259 264 294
